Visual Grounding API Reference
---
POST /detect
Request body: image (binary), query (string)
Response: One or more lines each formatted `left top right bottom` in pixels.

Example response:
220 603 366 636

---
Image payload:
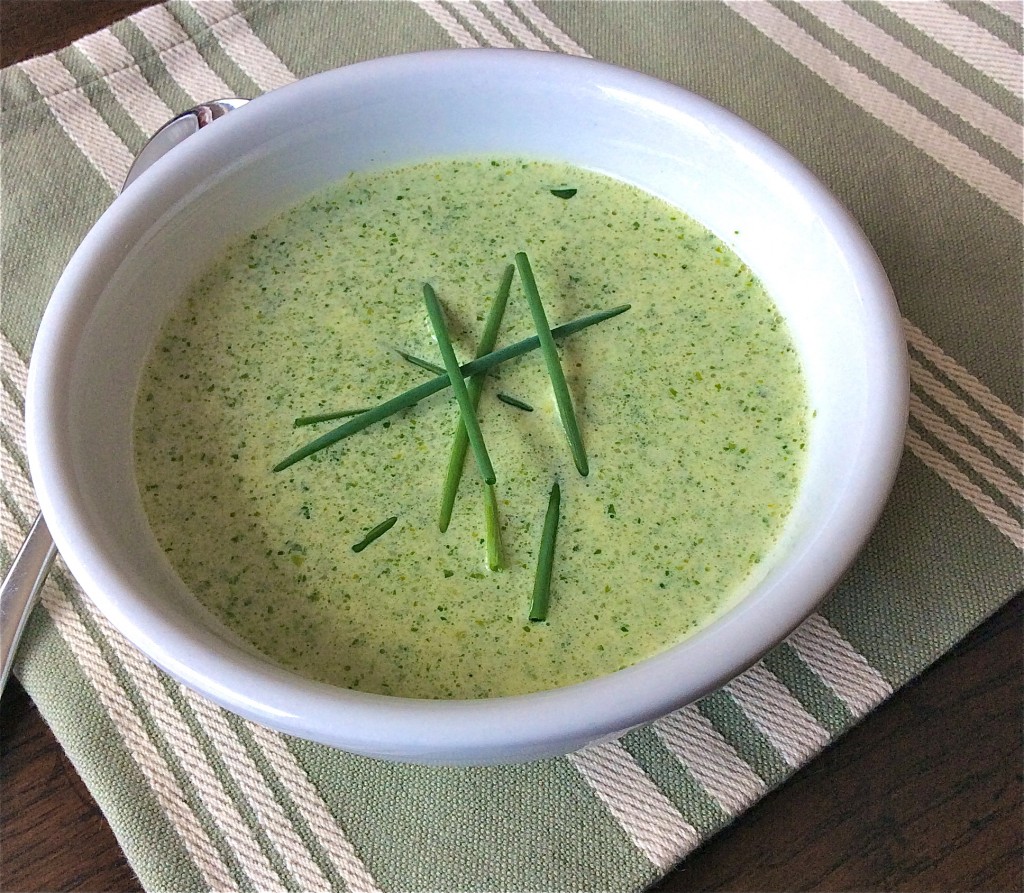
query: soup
133 157 808 699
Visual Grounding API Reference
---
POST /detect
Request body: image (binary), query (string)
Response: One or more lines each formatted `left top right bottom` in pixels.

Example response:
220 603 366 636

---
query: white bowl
26 49 908 765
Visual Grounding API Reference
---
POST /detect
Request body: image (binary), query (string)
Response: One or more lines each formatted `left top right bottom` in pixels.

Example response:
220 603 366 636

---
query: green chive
423 283 496 486
396 350 444 376
530 482 561 622
293 408 369 427
496 393 534 412
351 516 398 552
273 303 630 472
550 188 577 199
515 251 589 476
483 483 503 571
439 263 514 532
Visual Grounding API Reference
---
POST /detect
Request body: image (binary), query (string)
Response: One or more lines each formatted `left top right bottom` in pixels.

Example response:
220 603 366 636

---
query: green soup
134 157 808 699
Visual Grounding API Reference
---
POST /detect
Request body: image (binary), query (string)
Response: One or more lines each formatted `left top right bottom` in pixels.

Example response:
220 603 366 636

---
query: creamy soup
134 157 808 699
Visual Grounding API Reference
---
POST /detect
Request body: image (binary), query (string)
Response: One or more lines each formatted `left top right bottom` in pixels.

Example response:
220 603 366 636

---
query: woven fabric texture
1 2 1021 891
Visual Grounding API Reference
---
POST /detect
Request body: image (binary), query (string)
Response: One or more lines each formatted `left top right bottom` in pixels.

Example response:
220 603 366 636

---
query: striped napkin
2 2 1020 890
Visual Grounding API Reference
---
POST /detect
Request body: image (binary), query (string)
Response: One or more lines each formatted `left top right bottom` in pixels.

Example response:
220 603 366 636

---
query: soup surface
134 157 808 699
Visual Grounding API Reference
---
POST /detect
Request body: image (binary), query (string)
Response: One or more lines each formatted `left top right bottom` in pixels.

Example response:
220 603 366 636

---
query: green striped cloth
2 2 1021 890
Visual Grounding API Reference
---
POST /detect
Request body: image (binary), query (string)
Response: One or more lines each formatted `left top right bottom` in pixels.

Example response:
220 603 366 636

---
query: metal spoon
0 98 249 694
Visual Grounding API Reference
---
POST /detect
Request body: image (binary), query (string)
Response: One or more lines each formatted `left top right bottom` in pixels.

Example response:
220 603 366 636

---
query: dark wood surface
1 3 1021 891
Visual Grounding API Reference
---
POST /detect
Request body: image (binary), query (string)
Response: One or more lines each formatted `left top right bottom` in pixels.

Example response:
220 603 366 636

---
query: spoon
0 98 250 694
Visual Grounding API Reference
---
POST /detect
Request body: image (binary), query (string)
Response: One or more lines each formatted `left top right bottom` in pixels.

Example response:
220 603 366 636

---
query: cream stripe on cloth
483 1 553 51
112 645 289 892
910 358 1022 469
447 0 516 48
0 406 27 485
786 613 893 716
910 393 1023 507
879 0 1023 98
568 741 700 871
653 705 767 817
180 692 334 893
187 0 296 92
726 664 831 768
655 606 895 814
246 723 385 893
905 427 1024 547
130 4 233 101
511 0 590 56
414 0 483 48
724 0 1022 219
982 0 1024 26
903 318 1024 440
72 29 176 134
17 54 134 192
0 337 28 418
1 439 39 523
799 0 1022 158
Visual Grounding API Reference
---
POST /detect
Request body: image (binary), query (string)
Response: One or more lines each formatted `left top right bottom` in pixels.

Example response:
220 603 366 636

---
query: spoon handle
0 514 57 692
122 97 249 190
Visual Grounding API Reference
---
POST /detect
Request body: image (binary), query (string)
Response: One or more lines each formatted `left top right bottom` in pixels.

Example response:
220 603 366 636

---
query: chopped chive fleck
530 482 561 622
351 516 397 552
293 407 369 427
423 282 496 486
550 188 577 199
496 392 534 412
515 251 589 476
396 350 444 376
273 303 630 471
483 483 503 571
439 263 514 531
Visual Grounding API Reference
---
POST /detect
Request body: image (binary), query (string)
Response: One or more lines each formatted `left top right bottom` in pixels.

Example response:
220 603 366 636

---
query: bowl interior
27 50 906 764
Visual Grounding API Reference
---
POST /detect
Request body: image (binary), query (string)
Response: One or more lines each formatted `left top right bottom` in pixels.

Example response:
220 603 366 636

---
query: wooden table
1 3 1021 890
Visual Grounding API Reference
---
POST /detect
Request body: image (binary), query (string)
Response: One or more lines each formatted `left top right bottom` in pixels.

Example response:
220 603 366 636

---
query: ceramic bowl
26 49 908 764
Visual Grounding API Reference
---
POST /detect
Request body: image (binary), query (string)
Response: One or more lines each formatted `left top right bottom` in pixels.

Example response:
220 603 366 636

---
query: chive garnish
351 515 398 552
397 350 445 376
439 263 514 532
293 407 369 427
515 251 589 476
496 393 534 412
423 282 496 486
550 188 577 199
273 303 630 472
483 483 503 571
530 482 561 621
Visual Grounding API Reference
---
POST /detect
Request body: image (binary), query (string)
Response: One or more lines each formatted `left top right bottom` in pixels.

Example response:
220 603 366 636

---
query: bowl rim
26 48 909 764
